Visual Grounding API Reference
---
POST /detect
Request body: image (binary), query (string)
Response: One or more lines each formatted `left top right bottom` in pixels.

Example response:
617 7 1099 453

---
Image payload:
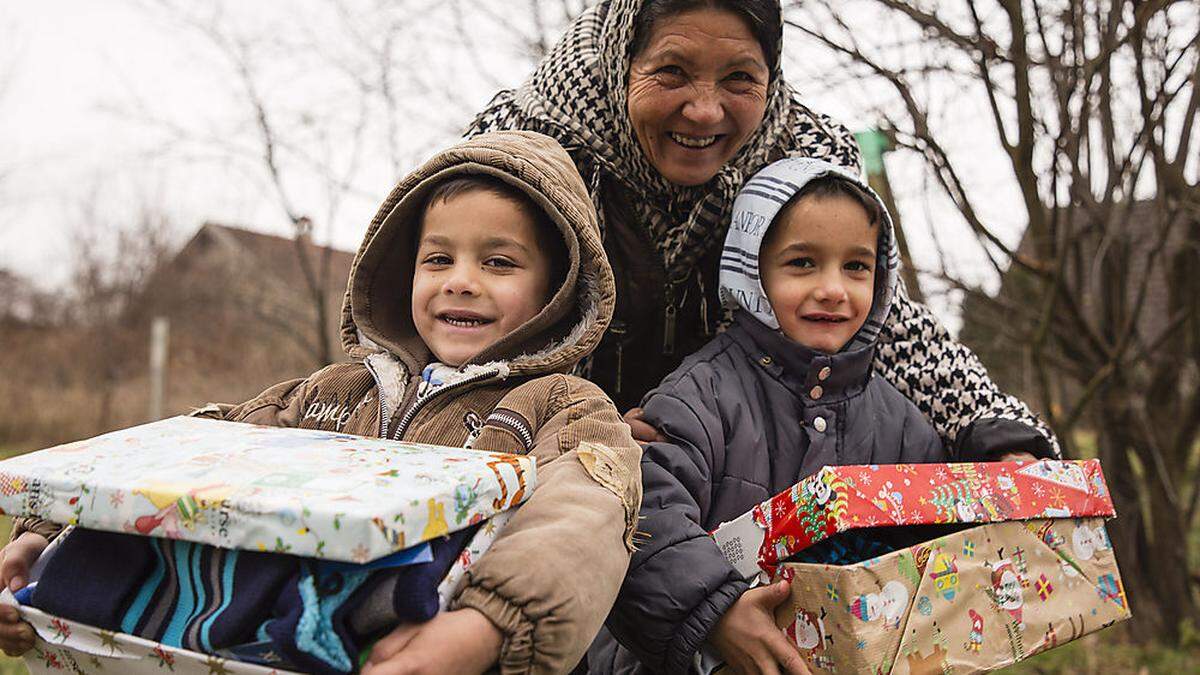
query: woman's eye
655 65 686 80
423 254 452 266
726 71 756 82
846 261 872 272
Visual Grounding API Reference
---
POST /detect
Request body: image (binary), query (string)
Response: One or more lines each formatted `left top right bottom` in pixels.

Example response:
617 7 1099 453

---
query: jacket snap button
818 367 831 381
813 417 827 433
810 385 823 400
759 356 773 367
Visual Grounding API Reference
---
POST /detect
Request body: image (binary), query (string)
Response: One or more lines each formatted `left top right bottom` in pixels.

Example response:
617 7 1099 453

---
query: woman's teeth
669 132 719 149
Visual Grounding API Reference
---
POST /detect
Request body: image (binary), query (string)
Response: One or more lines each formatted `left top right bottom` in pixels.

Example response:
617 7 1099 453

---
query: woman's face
627 7 770 186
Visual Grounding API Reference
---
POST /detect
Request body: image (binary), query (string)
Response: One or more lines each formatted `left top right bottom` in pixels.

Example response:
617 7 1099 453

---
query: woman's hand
361 608 502 675
709 580 810 675
0 532 48 656
623 407 667 445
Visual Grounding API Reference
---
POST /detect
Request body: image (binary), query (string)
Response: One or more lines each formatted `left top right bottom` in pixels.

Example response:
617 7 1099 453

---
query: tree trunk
1095 390 1197 644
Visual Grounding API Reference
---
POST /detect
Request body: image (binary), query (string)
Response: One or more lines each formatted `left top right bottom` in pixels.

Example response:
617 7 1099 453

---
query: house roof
172 222 356 295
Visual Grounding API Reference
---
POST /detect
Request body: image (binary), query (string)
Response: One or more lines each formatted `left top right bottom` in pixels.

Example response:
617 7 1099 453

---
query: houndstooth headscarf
466 0 862 286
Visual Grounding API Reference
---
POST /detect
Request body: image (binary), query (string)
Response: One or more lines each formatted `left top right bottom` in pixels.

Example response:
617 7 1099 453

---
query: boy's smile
412 190 553 367
759 194 877 354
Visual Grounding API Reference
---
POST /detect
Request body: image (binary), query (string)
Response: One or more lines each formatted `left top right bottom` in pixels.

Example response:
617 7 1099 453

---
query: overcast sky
0 0 1037 329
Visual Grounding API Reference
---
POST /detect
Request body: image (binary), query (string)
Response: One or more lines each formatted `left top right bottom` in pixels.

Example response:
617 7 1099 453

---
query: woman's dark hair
628 0 781 74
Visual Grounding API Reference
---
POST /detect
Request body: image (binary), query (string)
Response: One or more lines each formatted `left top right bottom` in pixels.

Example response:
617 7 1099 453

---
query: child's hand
361 608 502 675
0 532 48 657
623 407 667 445
996 451 1038 462
710 580 811 675
1 533 48 593
0 605 35 657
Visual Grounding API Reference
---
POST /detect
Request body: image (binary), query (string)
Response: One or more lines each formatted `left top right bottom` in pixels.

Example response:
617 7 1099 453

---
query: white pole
149 316 169 420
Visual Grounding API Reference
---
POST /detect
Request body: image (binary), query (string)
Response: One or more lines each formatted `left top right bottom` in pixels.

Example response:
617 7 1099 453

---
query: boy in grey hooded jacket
590 158 1048 674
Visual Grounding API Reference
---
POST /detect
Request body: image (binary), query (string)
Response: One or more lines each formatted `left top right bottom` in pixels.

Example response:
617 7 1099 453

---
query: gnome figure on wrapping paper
965 609 984 652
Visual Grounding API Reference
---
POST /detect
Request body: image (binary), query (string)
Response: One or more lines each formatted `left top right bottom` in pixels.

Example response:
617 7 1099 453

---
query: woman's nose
681 83 724 126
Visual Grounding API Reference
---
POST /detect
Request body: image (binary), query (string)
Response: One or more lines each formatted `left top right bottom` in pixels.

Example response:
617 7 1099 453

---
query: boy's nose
812 273 847 303
442 265 480 295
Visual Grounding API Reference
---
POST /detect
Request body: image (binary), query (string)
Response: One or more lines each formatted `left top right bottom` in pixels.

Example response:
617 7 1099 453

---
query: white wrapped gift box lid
0 416 536 563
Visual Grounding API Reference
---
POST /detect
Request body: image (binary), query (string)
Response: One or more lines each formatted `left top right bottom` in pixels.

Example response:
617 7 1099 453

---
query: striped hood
718 157 899 354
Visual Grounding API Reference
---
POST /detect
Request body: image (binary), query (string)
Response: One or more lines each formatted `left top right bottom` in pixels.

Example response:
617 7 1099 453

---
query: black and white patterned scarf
466 0 862 285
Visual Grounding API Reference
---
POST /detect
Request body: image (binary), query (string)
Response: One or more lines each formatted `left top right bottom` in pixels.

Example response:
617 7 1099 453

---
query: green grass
1005 632 1200 673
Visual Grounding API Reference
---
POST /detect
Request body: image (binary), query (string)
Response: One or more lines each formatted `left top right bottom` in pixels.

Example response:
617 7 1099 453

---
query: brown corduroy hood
340 130 615 378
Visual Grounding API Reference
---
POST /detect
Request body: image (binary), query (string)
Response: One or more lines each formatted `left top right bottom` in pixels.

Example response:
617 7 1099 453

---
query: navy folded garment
264 525 478 674
31 525 479 674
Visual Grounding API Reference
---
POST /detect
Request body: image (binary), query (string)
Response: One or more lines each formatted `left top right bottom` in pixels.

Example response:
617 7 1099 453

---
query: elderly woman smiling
469 0 1056 469
625 3 771 187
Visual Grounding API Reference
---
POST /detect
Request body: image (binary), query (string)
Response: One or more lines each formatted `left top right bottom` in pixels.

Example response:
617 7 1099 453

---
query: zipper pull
610 321 627 395
663 303 677 355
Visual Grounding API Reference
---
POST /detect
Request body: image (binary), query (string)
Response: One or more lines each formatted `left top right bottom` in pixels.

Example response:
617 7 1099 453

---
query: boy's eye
422 254 452 266
785 256 815 269
485 256 518 269
845 261 872 273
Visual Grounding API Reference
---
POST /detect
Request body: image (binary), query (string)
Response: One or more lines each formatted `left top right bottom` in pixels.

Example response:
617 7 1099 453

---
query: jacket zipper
486 409 535 451
663 283 678 355
609 320 627 394
392 368 503 440
362 358 392 439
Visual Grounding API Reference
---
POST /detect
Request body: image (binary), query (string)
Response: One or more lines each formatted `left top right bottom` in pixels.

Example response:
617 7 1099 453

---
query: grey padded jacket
586 159 1048 674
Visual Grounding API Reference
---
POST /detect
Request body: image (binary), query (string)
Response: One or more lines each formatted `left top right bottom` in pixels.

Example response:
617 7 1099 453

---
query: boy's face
412 190 554 367
759 194 876 354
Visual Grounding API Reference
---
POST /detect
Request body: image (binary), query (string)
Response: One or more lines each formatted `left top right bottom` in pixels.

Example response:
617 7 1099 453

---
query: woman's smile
627 7 769 186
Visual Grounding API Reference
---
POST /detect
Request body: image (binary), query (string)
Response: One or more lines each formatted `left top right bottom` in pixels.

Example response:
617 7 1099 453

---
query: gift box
711 461 1131 674
0 415 537 562
5 590 302 675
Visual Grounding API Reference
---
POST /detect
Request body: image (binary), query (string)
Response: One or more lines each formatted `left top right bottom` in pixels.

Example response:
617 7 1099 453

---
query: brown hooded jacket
14 131 642 674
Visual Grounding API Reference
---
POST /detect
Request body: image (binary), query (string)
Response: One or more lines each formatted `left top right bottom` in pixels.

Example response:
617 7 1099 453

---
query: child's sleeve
604 375 750 674
451 375 641 675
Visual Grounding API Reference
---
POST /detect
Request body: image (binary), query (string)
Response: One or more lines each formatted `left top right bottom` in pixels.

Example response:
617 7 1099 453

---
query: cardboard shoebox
712 460 1130 674
0 416 535 674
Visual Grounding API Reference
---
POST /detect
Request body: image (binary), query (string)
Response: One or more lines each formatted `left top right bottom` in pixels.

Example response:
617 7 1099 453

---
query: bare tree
787 0 1199 642
68 200 177 430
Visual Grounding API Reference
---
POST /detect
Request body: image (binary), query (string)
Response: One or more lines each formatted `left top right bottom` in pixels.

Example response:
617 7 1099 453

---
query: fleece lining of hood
340 130 615 378
717 157 900 355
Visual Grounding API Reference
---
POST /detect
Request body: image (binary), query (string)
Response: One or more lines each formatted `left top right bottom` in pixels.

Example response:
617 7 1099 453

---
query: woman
467 0 1057 465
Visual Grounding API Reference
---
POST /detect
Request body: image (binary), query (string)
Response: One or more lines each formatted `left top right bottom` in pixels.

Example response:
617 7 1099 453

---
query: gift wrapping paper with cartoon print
0 416 536 563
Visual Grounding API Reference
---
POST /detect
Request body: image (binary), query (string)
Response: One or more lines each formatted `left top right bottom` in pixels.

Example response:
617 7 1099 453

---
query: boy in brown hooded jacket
0 130 642 675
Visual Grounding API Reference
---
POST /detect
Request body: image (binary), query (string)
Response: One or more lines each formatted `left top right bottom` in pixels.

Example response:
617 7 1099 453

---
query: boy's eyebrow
775 241 877 258
419 234 453 247
418 234 532 253
481 236 531 253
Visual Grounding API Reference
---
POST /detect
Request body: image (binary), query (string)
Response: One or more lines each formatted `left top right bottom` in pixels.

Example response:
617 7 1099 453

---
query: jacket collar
731 311 875 403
